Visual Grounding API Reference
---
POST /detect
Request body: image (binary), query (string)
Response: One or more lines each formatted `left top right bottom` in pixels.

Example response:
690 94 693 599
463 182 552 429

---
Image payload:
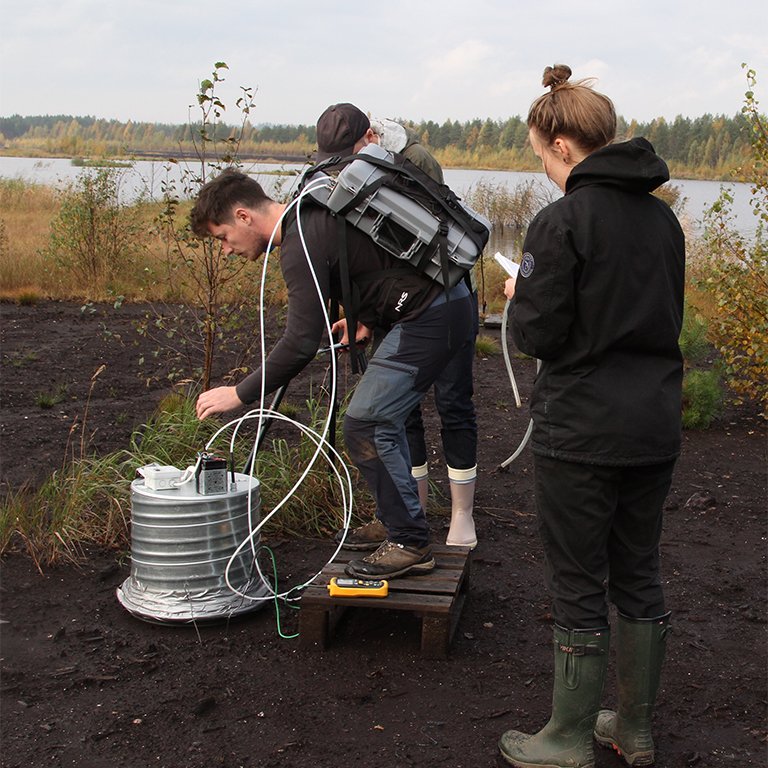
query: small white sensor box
140 465 183 491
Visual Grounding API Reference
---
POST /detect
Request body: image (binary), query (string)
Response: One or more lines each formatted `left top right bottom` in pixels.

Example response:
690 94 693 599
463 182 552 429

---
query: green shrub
682 368 723 429
679 302 711 364
689 65 767 413
43 167 145 295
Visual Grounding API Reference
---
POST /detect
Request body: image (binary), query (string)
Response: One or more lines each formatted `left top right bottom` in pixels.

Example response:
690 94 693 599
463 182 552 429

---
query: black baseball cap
316 103 370 160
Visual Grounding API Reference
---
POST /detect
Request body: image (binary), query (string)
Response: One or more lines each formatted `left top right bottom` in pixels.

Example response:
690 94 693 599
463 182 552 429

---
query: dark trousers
406 290 478 470
344 283 473 547
534 455 676 628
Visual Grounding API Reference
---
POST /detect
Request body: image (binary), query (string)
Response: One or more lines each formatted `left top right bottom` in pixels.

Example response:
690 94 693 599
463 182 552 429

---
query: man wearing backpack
318 104 479 551
370 116 444 185
190 160 475 579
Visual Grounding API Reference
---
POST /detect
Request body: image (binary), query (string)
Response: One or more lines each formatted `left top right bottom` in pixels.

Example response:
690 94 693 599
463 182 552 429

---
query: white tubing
200 173 356 602
499 297 537 468
500 297 522 409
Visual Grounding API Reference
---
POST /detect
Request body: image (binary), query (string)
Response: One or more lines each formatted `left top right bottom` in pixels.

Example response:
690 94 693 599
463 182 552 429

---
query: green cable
260 545 300 639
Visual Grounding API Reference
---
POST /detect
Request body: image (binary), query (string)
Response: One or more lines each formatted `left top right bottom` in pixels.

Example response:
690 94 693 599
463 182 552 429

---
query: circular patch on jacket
520 252 535 278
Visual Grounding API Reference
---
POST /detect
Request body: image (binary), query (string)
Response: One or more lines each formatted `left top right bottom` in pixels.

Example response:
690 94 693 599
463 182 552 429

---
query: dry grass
0 178 163 299
0 179 59 294
0 174 528 312
0 179 288 303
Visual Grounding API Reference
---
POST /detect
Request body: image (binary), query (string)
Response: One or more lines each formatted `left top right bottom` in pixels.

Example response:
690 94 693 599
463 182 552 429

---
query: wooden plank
421 615 450 658
298 605 329 650
309 564 463 596
298 543 472 656
302 577 462 607
302 590 454 614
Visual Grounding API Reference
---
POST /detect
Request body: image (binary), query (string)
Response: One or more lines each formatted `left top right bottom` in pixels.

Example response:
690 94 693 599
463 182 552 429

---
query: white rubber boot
412 462 429 512
446 465 477 549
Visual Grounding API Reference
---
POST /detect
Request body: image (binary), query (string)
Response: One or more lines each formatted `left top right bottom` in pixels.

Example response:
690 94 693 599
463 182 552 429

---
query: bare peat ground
0 300 766 768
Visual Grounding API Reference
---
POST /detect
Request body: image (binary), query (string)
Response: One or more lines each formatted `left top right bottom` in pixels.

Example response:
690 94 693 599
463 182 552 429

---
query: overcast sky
2 1 767 127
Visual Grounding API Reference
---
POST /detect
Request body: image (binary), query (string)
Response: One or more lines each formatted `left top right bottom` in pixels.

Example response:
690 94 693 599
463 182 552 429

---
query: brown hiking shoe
334 519 387 551
344 540 435 580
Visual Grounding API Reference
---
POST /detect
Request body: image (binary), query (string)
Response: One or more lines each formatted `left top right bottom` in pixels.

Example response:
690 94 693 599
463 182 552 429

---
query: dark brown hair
527 64 616 152
189 169 272 238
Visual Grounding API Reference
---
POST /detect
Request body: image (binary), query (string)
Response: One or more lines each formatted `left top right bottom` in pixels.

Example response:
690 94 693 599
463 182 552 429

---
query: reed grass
466 179 544 230
464 179 553 317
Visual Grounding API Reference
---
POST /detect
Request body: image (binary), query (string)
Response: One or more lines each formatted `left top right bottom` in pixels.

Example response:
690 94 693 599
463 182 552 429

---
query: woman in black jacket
498 65 685 768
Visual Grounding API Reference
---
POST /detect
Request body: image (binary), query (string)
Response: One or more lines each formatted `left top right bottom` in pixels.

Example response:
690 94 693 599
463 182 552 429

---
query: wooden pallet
298 544 471 658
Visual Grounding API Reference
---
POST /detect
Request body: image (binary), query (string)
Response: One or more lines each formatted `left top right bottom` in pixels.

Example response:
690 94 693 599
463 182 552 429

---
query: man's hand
330 319 372 347
196 386 244 420
504 277 517 300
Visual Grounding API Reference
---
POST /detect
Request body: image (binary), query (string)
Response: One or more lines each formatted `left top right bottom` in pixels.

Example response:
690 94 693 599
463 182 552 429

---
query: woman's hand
504 277 517 300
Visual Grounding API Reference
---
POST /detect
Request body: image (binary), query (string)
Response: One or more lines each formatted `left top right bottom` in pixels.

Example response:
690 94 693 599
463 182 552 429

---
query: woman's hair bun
542 64 572 90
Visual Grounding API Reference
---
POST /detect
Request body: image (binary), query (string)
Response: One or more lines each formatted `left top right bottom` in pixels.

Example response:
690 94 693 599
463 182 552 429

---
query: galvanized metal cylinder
117 473 271 623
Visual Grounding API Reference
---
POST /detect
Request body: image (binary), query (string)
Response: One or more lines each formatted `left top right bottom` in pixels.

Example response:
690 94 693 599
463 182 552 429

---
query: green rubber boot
499 625 610 768
594 612 670 766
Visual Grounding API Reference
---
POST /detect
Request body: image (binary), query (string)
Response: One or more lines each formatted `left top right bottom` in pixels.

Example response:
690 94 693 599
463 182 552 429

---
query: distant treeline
0 111 756 179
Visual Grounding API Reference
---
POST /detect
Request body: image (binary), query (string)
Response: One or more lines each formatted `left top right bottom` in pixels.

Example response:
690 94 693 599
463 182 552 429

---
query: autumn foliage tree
693 65 767 413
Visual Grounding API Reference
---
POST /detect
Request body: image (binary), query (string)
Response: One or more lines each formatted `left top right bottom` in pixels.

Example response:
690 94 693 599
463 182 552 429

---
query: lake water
0 155 757 239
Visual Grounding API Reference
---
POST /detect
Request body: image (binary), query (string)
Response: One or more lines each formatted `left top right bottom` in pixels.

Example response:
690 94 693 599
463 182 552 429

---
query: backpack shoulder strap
290 176 365 375
334 214 364 375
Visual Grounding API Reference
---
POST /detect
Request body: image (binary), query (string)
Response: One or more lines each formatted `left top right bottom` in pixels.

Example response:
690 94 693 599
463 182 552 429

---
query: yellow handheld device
327 577 388 598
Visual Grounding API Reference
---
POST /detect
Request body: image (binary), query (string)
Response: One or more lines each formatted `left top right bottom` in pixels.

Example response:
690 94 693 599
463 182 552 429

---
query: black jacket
511 138 685 466
235 204 440 404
